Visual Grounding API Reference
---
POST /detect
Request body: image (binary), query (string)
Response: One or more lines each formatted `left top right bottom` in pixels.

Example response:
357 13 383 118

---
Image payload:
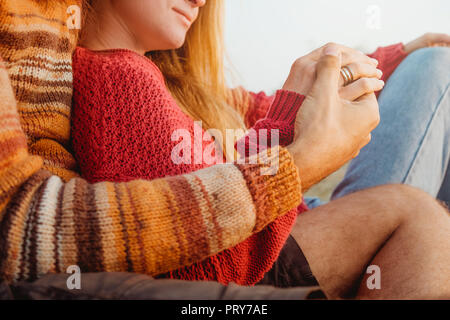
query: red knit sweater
72 43 407 285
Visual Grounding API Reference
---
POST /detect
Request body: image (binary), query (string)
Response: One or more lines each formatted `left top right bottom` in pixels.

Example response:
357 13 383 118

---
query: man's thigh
291 184 411 296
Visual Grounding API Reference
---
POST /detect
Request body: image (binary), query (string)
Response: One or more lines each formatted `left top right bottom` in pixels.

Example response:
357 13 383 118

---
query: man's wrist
286 140 316 191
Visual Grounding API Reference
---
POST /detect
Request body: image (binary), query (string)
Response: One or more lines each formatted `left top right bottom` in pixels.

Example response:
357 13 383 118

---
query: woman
71 0 450 294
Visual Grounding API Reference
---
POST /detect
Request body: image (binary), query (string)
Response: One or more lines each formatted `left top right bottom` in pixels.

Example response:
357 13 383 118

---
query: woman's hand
404 33 450 55
287 44 382 191
283 43 382 96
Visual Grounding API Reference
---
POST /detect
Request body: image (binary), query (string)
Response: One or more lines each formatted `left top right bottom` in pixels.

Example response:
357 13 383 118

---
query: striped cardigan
0 0 302 283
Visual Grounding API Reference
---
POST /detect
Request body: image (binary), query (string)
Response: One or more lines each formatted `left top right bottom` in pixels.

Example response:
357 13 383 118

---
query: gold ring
343 66 354 83
340 66 354 86
340 68 350 86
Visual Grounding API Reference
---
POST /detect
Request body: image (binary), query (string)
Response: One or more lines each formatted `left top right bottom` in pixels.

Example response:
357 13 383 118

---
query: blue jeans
305 47 450 209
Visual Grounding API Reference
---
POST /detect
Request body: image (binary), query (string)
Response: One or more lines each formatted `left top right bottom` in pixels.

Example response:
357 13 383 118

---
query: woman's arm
239 90 275 128
0 63 302 283
230 87 302 130
237 90 306 157
235 42 389 156
236 34 450 142
240 42 406 152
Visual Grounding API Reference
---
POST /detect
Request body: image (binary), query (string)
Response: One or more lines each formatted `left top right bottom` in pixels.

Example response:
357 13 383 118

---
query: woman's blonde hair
81 0 248 156
148 0 248 156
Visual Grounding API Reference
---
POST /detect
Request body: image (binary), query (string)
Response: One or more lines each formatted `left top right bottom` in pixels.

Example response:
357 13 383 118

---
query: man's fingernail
371 58 379 65
323 46 340 57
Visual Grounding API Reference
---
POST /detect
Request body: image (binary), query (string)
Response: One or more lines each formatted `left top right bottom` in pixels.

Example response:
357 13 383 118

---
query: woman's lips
173 8 193 26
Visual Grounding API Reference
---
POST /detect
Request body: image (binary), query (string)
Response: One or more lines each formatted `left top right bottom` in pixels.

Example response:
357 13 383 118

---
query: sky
224 0 450 93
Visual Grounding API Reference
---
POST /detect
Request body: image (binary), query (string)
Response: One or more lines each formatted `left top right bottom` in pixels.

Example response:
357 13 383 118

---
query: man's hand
282 43 382 96
287 44 383 190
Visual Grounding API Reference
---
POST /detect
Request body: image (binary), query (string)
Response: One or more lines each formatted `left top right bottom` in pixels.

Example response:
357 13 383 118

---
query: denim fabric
304 197 324 209
331 47 450 206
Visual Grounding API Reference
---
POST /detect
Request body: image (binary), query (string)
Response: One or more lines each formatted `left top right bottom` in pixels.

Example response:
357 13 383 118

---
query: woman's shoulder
72 46 176 117
73 46 165 84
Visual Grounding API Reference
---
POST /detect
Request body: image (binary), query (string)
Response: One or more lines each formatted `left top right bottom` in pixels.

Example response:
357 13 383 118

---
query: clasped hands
284 43 383 190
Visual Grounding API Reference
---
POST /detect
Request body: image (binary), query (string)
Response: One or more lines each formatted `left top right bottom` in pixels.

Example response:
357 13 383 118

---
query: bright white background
224 0 450 93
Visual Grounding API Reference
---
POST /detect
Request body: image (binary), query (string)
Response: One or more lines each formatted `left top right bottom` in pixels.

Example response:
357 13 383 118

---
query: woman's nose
187 0 206 8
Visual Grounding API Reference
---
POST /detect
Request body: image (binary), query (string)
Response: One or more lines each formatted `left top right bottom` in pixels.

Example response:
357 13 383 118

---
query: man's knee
372 184 449 220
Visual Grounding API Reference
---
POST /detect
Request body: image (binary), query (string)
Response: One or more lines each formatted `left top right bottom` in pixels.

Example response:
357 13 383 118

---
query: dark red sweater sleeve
237 90 305 157
368 43 408 85
244 91 275 128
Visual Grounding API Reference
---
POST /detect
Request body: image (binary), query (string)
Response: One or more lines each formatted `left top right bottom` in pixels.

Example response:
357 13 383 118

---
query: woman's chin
146 28 188 51
172 36 187 49
153 37 186 51
165 30 188 49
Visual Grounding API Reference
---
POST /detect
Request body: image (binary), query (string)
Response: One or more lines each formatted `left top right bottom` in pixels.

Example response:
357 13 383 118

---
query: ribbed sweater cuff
382 43 407 66
236 90 305 157
370 43 408 82
265 90 306 123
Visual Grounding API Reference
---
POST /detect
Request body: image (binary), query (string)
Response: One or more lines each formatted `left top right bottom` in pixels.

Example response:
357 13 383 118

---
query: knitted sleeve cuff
368 43 408 83
236 90 305 157
265 90 306 123
236 146 302 232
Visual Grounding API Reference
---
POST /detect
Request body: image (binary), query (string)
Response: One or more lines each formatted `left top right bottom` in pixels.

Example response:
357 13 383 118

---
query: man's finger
340 78 385 101
309 43 377 67
313 44 342 93
338 62 382 87
353 93 380 131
